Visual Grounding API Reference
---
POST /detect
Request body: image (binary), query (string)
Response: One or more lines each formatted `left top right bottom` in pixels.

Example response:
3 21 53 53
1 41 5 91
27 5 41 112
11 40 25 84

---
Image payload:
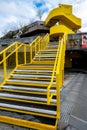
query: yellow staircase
0 4 81 130
0 33 65 130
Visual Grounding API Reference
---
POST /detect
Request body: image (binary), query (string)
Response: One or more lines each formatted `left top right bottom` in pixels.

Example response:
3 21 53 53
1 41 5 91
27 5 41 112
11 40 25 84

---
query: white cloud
0 0 87 37
0 0 37 37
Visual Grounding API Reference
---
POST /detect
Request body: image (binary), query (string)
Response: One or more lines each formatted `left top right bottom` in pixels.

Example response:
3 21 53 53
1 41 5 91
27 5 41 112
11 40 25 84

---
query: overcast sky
0 0 87 37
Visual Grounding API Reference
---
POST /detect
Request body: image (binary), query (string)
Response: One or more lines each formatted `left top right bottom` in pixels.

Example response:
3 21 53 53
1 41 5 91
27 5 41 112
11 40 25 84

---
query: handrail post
24 44 26 64
56 74 60 118
30 45 32 63
39 40 40 51
3 51 6 80
35 44 36 56
47 84 50 104
16 42 18 67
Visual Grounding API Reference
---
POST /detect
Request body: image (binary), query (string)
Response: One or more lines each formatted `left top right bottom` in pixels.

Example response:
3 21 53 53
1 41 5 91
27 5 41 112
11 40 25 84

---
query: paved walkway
69 74 87 130
59 73 87 130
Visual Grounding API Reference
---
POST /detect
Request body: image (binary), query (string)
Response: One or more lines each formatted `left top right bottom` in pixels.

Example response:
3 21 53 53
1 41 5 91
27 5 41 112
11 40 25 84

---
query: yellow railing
0 34 49 85
47 34 66 117
30 33 49 63
40 33 49 50
0 42 23 85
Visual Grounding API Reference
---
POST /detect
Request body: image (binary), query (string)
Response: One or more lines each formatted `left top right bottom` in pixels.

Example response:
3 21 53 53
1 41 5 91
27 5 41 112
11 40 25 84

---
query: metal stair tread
39 50 57 52
15 69 53 73
47 45 58 47
18 64 54 66
37 49 57 54
11 74 54 78
35 55 56 58
34 57 55 60
2 85 56 93
0 92 56 103
7 79 56 85
0 102 56 115
46 46 58 48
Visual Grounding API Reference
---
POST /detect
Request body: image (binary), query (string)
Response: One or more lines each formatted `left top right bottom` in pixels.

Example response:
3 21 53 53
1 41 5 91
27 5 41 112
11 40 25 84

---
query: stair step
0 102 56 115
2 85 56 93
11 74 53 78
49 42 58 44
15 69 53 73
0 92 56 103
39 49 57 52
7 79 56 85
38 51 57 54
21 63 54 67
35 54 56 57
47 44 58 46
48 43 58 45
32 61 55 64
46 45 58 48
34 57 56 60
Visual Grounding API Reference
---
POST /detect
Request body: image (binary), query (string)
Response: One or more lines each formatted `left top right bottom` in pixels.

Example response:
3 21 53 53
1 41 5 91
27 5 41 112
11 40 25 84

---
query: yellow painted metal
24 44 26 64
6 81 48 87
0 43 23 86
0 35 49 86
0 116 56 130
50 24 74 36
45 4 81 38
0 3 81 130
30 44 32 62
45 4 81 30
29 34 49 63
16 42 18 66
45 4 81 128
0 44 22 65
3 51 6 80
46 34 66 120
0 106 56 119
0 42 17 55
0 93 56 106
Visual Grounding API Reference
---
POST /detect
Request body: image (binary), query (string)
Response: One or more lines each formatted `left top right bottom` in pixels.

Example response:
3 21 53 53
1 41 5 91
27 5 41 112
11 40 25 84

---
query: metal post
16 42 18 67
56 74 60 118
3 51 6 80
30 45 32 63
24 44 26 64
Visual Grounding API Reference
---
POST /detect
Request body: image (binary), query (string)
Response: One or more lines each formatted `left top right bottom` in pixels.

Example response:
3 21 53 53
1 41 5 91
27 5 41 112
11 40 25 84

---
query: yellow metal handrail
0 42 25 85
30 33 49 63
47 34 66 110
40 33 49 50
0 37 39 85
0 34 49 85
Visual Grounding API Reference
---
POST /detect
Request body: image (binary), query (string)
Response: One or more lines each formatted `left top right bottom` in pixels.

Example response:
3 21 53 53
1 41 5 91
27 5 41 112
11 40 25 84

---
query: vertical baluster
56 74 60 118
16 42 18 67
30 45 32 63
3 51 6 80
24 44 26 64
